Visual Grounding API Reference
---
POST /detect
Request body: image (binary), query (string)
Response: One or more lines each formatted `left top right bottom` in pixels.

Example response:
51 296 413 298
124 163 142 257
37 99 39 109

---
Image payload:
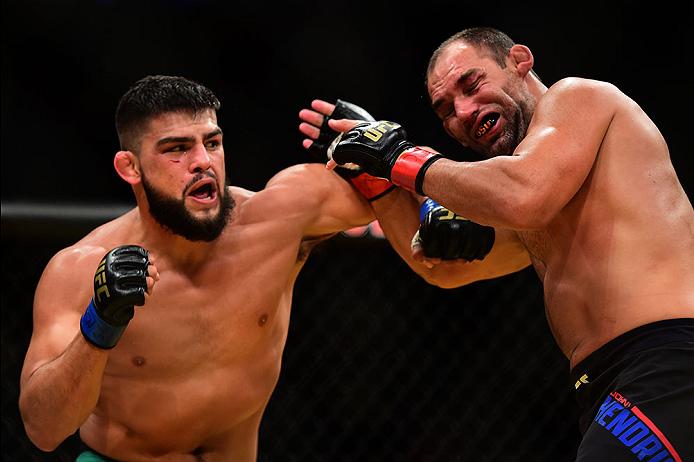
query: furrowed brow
431 67 483 111
203 128 223 140
156 136 194 147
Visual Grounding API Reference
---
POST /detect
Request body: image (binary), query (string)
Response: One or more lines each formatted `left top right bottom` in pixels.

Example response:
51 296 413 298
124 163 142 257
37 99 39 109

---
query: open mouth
475 113 499 138
187 180 218 202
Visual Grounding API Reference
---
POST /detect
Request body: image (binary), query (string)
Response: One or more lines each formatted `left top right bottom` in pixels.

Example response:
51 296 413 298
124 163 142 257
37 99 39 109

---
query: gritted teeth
475 113 499 138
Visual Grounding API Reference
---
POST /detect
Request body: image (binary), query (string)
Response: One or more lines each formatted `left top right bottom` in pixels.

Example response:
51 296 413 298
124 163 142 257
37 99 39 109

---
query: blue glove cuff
80 300 127 349
419 198 441 221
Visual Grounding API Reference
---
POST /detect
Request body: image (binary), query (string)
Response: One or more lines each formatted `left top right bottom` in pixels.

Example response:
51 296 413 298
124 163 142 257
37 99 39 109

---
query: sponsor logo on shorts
574 373 589 389
594 391 681 462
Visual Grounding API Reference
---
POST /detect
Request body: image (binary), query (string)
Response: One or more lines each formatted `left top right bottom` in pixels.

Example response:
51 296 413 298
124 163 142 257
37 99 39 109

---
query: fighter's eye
205 139 221 149
465 80 481 95
167 145 186 153
438 104 454 120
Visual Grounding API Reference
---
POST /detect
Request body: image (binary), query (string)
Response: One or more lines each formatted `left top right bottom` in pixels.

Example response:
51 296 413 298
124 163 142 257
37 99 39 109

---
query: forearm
421 157 536 229
20 333 108 451
370 188 423 267
333 121 552 229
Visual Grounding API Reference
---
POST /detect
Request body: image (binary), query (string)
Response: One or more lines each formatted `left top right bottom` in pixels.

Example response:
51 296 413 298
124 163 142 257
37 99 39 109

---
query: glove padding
332 120 442 195
419 199 495 261
80 245 149 349
307 99 376 170
307 100 395 201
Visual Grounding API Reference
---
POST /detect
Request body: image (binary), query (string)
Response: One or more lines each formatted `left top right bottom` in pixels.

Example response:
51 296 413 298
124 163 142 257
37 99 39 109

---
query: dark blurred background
2 0 691 201
2 0 691 460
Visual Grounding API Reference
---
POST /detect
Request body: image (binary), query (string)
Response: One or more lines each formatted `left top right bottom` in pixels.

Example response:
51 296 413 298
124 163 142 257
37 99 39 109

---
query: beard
484 89 536 158
486 107 527 158
141 172 235 242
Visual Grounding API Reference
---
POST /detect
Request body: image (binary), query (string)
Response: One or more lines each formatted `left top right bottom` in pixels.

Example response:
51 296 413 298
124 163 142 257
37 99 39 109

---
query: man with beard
326 27 694 460
18 75 377 461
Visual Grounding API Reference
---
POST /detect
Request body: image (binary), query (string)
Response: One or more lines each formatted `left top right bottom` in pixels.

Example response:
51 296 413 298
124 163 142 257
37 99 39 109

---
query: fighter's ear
114 150 141 185
509 44 534 78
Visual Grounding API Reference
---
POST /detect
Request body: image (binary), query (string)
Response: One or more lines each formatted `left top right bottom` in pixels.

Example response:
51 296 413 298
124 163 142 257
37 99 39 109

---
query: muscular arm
264 162 375 237
371 188 530 288
297 102 529 286
423 79 617 229
19 247 108 450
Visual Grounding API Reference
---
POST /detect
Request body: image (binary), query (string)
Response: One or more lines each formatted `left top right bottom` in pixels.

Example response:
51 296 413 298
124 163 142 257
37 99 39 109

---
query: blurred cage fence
1 202 581 461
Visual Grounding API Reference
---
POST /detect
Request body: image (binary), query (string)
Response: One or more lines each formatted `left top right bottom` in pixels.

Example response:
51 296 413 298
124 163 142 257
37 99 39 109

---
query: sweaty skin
20 111 373 460
421 42 694 368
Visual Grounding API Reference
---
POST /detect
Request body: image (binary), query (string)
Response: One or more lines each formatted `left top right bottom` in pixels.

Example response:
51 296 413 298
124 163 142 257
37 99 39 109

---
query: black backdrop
2 1 692 461
2 0 691 202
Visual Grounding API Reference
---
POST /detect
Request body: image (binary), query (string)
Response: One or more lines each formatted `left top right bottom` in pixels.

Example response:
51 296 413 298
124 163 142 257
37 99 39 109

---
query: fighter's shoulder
263 163 341 203
229 164 314 214
227 185 254 204
544 77 625 109
43 212 136 279
39 242 107 295
236 163 345 224
265 163 335 188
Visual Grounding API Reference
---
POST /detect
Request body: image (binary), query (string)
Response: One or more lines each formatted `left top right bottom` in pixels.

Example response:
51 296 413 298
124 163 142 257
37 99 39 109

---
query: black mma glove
308 99 395 201
331 120 443 196
419 198 495 261
80 245 149 349
308 99 376 162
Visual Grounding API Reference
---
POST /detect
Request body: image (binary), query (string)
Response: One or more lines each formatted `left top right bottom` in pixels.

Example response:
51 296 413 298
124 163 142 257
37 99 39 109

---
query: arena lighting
1 202 133 240
1 202 132 222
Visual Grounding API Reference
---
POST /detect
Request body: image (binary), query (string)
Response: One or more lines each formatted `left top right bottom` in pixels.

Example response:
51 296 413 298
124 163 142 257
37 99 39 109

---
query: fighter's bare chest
110 263 290 370
147 244 297 319
156 264 283 318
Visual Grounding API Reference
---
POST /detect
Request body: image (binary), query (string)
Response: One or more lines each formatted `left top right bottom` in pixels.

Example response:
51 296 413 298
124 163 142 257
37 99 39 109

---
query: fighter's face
137 110 234 241
427 42 534 158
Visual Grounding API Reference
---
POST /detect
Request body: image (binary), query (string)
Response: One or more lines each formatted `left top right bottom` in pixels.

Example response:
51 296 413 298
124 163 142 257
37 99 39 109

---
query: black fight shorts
571 318 694 462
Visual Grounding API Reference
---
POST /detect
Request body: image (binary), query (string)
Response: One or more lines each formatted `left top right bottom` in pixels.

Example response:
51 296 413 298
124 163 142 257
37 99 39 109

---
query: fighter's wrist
349 173 396 201
80 299 128 350
419 198 441 221
390 147 442 195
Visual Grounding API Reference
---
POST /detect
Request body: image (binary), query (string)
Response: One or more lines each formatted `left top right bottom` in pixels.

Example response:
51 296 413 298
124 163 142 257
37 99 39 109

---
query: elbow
430 278 466 290
22 421 64 452
416 268 471 289
19 398 68 452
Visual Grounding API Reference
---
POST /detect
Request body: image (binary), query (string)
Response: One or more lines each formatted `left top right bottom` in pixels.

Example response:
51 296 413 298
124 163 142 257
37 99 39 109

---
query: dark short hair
115 75 221 152
425 27 540 96
425 27 516 88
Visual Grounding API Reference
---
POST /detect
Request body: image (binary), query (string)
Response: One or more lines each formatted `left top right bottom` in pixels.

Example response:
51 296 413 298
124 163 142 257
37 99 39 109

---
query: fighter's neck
527 74 548 100
132 208 220 269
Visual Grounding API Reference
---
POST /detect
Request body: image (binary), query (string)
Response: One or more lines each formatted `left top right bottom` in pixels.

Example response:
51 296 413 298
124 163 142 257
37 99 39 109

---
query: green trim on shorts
75 450 115 462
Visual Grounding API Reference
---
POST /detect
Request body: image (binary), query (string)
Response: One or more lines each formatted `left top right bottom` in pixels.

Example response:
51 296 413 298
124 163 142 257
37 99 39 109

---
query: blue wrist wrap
420 198 441 221
80 300 127 349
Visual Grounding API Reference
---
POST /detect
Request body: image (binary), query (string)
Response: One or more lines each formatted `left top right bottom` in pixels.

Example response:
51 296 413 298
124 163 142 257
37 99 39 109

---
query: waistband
570 317 694 383
76 450 116 462
76 439 118 462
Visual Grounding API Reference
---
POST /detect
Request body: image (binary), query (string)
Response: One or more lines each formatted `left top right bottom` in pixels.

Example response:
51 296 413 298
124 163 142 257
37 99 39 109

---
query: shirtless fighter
328 27 694 460
18 75 377 461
